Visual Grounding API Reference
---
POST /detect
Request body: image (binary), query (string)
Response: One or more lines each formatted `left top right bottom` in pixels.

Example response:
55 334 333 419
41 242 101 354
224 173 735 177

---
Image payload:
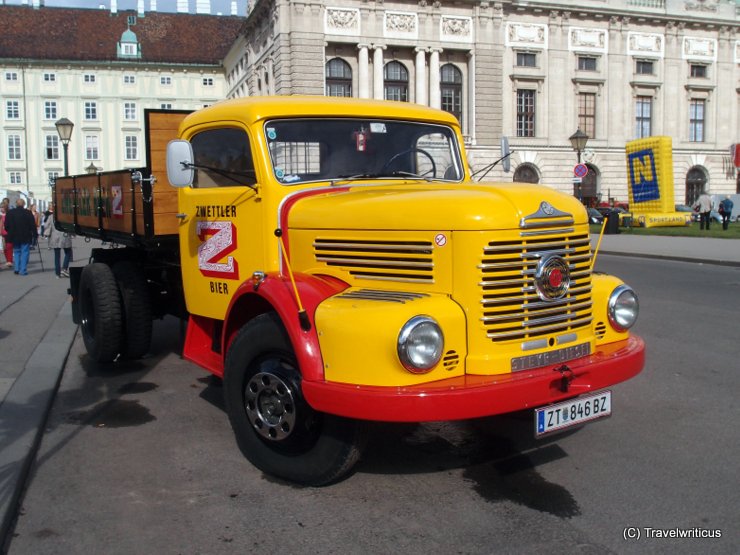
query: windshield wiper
182 162 258 191
331 171 433 185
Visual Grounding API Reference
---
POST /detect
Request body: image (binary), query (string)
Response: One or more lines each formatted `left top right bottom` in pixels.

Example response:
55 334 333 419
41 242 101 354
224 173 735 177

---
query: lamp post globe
569 128 589 164
55 117 74 177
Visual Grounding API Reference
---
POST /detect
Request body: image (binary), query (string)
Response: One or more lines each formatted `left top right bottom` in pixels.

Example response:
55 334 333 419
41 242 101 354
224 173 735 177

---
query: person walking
3 198 38 275
720 195 734 231
0 198 13 268
692 191 714 231
43 204 73 277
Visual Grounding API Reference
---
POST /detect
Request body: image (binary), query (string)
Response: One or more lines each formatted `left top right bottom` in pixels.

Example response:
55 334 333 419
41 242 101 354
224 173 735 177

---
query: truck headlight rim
397 315 444 374
608 284 639 332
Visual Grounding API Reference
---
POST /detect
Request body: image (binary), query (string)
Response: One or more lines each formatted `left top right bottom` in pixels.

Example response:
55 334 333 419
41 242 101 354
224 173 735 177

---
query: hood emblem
520 202 573 229
534 255 570 301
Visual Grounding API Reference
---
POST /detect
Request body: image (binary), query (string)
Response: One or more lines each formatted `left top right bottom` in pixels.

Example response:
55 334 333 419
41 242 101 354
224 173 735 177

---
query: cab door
177 125 265 320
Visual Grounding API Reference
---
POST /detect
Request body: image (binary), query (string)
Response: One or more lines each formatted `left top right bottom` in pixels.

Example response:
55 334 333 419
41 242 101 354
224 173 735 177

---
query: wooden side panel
53 170 139 239
53 175 77 231
53 110 191 244
145 109 191 238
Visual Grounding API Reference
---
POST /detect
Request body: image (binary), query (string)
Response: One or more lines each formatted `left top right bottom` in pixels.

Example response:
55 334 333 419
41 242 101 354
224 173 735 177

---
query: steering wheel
381 147 437 178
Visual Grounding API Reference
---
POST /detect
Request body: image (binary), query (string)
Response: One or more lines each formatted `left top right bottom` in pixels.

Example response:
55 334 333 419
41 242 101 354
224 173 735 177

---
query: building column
415 47 427 105
429 48 442 109
373 45 386 100
467 50 475 140
358 44 370 99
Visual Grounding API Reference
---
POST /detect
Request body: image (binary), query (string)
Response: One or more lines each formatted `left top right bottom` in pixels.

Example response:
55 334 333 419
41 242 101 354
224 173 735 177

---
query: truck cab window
190 128 256 188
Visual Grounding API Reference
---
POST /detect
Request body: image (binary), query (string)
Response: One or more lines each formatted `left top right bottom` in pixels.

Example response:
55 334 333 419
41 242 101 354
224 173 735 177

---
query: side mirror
500 136 511 173
166 139 194 188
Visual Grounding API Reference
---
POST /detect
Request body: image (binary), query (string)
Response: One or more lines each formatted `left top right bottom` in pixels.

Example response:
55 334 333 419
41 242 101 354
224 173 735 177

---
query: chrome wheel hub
245 371 296 441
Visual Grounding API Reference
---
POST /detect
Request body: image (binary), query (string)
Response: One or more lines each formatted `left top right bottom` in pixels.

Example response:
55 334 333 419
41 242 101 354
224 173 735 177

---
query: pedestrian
0 198 13 268
40 204 53 239
692 190 714 231
43 204 73 277
30 203 41 234
720 195 733 231
3 198 38 275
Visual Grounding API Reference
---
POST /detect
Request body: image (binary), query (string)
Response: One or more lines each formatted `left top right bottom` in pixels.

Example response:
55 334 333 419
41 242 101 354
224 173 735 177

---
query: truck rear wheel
113 260 152 359
224 313 365 486
78 263 123 362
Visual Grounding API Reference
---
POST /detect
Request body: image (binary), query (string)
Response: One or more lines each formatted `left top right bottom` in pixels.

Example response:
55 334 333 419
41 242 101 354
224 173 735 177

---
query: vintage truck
54 96 645 485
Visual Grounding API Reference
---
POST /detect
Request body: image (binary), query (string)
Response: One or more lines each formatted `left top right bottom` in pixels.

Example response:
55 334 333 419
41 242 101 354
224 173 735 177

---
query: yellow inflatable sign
625 136 691 227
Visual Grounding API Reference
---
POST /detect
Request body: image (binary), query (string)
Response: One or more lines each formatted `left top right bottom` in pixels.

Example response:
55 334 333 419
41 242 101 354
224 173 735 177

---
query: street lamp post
55 117 74 177
569 128 589 203
569 128 589 164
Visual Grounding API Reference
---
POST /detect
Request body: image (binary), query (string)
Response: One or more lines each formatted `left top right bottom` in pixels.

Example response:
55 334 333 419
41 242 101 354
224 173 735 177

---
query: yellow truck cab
56 96 644 485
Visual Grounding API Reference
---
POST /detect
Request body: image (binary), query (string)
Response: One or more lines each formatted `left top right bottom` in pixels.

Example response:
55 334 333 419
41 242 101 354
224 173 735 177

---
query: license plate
535 390 612 437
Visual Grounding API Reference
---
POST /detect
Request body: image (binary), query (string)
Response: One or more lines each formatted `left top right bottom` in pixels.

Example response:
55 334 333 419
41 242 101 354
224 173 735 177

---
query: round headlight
397 316 444 373
608 285 639 332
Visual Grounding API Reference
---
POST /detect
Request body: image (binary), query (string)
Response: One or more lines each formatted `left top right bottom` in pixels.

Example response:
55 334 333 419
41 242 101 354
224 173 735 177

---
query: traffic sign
572 177 582 184
574 163 589 178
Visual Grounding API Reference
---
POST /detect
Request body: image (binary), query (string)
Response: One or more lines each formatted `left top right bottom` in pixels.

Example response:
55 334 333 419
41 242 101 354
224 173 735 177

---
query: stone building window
578 93 596 138
325 58 352 97
440 64 462 125
689 99 705 142
384 61 409 102
516 89 535 137
635 96 652 138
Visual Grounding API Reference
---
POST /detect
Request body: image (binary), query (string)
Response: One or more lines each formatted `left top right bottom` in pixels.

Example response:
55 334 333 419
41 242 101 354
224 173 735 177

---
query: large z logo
196 221 239 280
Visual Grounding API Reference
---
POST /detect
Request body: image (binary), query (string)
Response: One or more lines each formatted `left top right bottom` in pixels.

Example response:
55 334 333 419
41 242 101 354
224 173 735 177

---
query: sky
1 0 248 16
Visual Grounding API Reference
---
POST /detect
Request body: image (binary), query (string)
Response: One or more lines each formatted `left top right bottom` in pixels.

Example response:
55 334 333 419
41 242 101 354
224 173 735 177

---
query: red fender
222 272 348 381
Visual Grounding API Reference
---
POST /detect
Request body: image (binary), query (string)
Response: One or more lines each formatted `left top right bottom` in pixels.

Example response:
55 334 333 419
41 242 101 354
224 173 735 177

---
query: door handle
176 213 187 219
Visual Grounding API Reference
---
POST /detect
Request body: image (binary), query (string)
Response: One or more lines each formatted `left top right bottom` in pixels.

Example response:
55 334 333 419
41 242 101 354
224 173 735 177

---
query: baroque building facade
0 4 242 202
226 0 739 206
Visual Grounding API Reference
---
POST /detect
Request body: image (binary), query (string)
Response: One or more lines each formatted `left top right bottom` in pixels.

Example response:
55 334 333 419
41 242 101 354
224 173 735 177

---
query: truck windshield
265 118 463 185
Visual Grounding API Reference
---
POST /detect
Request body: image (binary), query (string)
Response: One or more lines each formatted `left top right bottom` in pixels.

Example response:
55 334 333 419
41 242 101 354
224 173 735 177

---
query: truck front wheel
78 263 123 362
224 313 365 486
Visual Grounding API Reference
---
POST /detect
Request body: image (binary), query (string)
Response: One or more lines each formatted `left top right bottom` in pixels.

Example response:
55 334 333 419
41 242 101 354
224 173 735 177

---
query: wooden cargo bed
53 109 190 248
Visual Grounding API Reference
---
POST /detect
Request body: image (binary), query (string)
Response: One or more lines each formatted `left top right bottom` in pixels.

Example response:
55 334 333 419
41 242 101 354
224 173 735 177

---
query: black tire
224 313 365 486
113 260 152 359
78 263 123 362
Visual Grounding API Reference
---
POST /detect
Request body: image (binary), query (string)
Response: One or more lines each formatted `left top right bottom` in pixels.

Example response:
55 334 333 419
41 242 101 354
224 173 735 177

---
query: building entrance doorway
685 166 707 205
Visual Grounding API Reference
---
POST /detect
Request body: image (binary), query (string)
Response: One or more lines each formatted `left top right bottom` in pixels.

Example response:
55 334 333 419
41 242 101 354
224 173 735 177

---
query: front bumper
301 335 645 422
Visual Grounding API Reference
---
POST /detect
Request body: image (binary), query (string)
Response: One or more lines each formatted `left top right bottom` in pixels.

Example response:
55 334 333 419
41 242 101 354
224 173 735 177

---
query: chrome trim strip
486 316 593 339
480 300 592 323
519 218 575 229
521 339 548 351
520 228 575 237
557 333 578 345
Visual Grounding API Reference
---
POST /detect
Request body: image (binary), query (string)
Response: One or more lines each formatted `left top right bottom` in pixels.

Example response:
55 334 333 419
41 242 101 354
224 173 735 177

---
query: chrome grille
314 239 434 283
479 228 593 343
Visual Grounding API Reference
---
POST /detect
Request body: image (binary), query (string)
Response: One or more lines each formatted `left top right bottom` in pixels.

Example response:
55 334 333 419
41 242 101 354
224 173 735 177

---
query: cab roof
179 95 461 134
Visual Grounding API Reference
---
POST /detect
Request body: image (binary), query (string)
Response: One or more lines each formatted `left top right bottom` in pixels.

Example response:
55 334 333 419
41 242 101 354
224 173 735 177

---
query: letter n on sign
628 149 660 203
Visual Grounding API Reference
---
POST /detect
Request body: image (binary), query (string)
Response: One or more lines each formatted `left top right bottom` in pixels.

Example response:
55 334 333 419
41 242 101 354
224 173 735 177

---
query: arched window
326 58 352 97
440 64 463 125
513 163 539 184
384 61 408 102
685 166 707 205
